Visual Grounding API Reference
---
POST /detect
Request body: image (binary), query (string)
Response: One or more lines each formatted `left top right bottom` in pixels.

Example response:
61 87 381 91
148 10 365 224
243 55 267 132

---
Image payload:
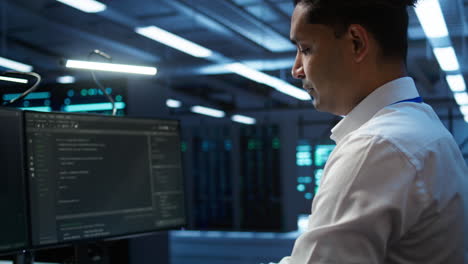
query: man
279 0 468 263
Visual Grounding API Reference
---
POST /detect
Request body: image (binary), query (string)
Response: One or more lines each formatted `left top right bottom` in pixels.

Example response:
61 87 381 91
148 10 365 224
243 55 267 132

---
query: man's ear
346 24 370 63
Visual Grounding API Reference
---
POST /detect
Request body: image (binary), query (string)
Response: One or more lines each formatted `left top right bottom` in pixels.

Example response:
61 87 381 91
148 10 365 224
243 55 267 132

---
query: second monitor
0 108 29 255
25 111 185 247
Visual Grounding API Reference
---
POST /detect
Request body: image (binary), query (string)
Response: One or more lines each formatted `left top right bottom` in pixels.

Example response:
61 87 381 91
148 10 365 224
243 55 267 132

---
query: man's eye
300 48 311 54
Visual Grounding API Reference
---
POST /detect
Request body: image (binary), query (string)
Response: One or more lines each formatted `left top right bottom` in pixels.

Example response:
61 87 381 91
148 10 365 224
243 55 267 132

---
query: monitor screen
0 108 29 255
24 111 185 247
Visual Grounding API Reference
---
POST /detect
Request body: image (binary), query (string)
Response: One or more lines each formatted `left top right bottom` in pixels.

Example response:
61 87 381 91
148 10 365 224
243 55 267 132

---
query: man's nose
292 56 305 79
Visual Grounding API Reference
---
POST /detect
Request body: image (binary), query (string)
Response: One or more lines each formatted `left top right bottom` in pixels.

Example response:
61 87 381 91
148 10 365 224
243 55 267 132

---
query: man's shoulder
358 103 448 141
346 103 455 165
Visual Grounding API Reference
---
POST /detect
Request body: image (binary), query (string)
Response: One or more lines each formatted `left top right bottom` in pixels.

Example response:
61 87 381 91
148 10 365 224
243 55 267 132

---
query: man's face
290 4 354 115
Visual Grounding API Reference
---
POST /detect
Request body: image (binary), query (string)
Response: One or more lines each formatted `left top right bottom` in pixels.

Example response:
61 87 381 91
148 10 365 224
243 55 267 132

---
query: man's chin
311 100 328 113
311 98 321 111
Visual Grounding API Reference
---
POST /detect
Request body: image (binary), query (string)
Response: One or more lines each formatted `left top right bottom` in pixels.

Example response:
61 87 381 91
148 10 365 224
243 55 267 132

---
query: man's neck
339 63 407 116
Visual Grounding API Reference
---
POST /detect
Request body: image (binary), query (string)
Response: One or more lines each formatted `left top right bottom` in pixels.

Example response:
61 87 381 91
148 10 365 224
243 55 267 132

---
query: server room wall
126 78 170 118
450 120 468 163
124 78 171 264
177 109 337 229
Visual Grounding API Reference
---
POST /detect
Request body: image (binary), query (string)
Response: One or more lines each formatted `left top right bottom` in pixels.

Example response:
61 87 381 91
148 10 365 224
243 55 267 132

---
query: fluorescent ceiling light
135 26 213 58
460 105 468 115
0 57 33 72
446 74 466 92
198 58 295 75
231 114 256 125
0 76 28 83
64 102 126 112
65 60 157 75
414 0 449 39
433 47 460 72
57 75 76 84
56 0 106 13
166 99 182 108
226 63 310 100
190 105 225 118
454 92 468 105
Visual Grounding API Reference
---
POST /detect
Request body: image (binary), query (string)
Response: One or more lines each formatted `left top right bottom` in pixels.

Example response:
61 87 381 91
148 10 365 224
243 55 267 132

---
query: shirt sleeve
286 135 427 264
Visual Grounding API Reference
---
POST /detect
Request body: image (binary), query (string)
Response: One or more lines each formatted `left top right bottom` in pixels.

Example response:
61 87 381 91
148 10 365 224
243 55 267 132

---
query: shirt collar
330 77 420 143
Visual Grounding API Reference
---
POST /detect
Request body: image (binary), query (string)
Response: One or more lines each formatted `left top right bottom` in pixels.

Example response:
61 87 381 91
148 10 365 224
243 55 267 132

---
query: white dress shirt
279 77 468 264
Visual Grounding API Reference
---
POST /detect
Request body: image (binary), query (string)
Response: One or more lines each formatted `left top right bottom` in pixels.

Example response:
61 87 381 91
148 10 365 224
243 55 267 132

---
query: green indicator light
181 142 187 152
315 145 336 167
296 145 312 152
23 100 30 107
19 106 51 112
44 100 51 106
297 184 306 192
67 90 75 97
273 138 280 149
298 176 312 184
64 98 71 105
88 88 96 96
3 92 50 101
63 102 126 112
81 89 88 96
224 140 232 151
248 139 255 150
315 169 324 194
115 95 123 102
305 193 312 200
202 141 209 152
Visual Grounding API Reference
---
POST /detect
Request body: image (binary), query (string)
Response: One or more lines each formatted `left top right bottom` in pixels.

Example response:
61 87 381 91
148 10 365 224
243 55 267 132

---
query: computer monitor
0 108 29 255
24 111 186 247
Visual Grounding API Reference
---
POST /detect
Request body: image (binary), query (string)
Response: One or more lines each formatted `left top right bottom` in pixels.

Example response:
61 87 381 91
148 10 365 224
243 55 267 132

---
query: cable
2 71 42 106
88 49 117 116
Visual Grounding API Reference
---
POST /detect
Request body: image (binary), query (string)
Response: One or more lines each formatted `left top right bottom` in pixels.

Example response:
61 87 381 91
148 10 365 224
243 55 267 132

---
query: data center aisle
169 230 298 264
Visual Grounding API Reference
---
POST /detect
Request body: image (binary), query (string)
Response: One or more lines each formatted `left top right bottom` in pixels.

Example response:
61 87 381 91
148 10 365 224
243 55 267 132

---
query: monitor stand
15 251 34 264
74 243 110 264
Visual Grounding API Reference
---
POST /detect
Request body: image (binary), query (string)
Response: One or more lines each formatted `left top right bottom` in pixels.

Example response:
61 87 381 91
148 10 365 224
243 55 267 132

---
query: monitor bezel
0 107 30 256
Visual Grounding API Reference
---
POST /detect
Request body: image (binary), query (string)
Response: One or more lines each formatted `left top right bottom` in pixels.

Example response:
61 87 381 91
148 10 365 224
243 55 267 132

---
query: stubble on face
290 4 317 102
291 4 339 113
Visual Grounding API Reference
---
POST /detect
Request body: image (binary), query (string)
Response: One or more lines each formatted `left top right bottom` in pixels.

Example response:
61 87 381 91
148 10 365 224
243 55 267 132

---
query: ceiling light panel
414 0 449 38
433 47 460 72
135 26 213 58
0 57 33 72
446 74 466 93
231 114 256 125
454 92 468 105
56 0 106 13
57 75 76 84
226 63 310 100
166 99 182 108
0 76 28 84
190 105 225 118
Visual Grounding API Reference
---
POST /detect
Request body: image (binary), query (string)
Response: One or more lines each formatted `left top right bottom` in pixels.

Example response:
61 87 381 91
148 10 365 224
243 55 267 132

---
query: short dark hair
293 0 418 61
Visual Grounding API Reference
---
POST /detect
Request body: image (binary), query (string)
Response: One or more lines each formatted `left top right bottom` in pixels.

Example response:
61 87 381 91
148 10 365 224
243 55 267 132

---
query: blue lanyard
390 96 423 105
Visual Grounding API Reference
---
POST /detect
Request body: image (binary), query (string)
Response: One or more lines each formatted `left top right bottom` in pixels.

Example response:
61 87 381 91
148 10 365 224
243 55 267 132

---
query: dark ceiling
0 0 466 115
